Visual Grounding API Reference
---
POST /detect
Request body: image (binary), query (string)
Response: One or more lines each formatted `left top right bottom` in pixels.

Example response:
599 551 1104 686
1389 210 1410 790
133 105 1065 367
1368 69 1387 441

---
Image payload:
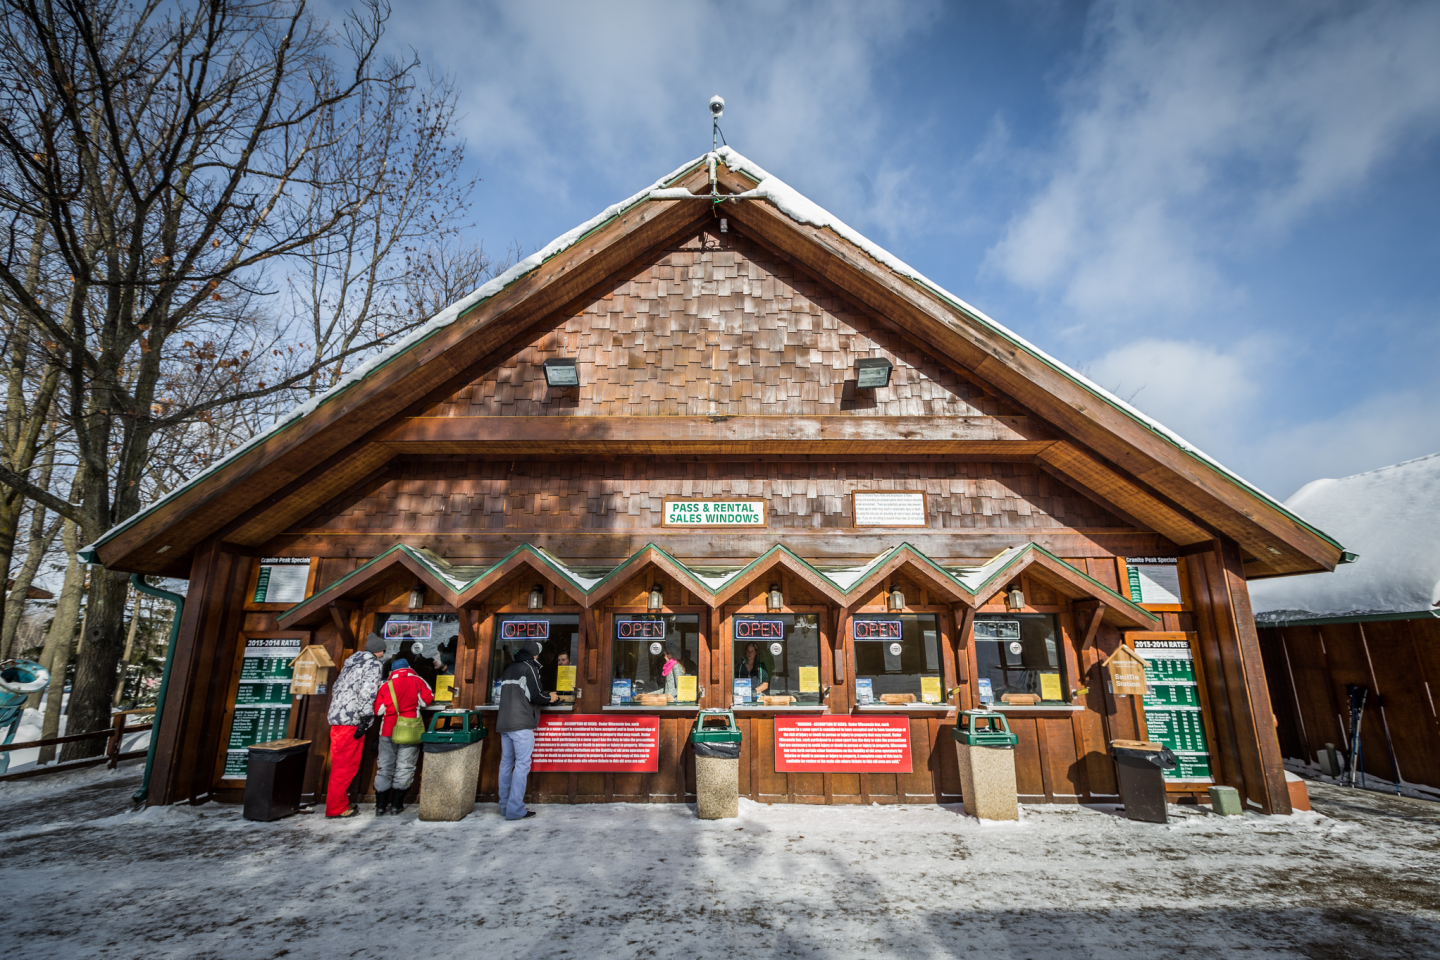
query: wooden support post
329 602 358 654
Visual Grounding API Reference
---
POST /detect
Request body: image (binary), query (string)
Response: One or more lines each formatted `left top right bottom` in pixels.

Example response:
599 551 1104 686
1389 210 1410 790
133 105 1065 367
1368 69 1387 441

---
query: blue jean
498 729 535 820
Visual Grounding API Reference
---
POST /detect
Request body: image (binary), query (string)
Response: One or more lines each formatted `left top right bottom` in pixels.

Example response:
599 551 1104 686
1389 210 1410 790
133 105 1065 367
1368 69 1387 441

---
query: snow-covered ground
1 764 1437 959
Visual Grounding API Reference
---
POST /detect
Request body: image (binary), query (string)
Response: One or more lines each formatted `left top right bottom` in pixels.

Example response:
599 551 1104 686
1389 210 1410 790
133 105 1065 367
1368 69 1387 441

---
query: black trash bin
243 738 312 822
1110 739 1176 824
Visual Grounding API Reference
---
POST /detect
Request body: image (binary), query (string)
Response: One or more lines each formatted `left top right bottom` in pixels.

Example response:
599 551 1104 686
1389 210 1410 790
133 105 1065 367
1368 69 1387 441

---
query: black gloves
353 716 374 739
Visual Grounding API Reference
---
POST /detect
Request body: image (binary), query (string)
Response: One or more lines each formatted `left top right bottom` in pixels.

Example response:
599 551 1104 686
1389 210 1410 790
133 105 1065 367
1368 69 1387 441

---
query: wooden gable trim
967 546 1157 630
453 547 590 609
712 165 1340 574
581 544 720 607
277 545 464 628
708 545 848 608
837 544 976 606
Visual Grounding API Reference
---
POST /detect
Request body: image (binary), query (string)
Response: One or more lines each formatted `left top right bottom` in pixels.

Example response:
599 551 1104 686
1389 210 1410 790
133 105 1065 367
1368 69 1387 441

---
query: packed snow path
1 763 1437 959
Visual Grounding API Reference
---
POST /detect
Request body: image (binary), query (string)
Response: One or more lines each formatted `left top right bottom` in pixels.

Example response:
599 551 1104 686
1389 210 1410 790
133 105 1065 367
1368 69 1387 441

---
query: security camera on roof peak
709 95 725 119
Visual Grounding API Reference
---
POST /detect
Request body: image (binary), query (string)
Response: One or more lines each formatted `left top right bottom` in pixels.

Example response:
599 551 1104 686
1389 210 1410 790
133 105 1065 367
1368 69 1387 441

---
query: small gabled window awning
276 544 594 629
275 540 1157 631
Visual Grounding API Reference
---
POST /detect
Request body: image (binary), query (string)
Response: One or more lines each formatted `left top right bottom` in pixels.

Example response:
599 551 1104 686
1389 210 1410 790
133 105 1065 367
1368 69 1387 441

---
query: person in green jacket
736 642 770 699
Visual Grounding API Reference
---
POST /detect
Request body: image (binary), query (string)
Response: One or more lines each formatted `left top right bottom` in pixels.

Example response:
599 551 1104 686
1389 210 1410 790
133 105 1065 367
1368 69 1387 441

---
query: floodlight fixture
855 357 892 389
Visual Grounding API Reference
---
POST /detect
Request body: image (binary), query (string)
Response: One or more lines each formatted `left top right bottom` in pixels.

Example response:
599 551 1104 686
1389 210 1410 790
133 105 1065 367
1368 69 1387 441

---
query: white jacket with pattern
327 651 383 727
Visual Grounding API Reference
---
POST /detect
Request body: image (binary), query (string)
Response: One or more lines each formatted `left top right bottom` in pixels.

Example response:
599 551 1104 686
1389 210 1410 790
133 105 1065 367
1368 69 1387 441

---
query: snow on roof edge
90 145 1340 561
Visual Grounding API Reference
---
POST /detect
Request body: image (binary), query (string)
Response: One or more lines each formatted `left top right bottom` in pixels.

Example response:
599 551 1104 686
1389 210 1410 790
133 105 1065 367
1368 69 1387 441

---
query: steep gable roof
86 148 1344 577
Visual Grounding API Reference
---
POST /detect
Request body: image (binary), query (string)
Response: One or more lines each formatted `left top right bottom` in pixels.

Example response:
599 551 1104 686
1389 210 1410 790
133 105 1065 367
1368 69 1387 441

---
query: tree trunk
1 513 59 659
60 566 128 762
36 520 83 764
114 588 143 706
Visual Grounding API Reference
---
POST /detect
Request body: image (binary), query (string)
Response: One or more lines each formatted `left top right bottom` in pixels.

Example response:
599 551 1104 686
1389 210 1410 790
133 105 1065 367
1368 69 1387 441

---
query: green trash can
418 710 487 822
952 711 1020 821
692 709 742 820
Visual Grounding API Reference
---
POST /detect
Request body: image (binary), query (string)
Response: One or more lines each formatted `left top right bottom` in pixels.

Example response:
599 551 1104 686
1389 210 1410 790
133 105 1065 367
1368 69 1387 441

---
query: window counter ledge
603 705 701 712
732 705 830 713
475 705 575 712
854 705 954 713
989 704 1083 713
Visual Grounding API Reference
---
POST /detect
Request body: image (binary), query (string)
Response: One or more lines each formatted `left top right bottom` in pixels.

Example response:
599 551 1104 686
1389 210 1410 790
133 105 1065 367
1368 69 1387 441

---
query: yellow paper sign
920 676 942 703
434 674 455 702
798 666 820 693
1040 672 1062 702
557 665 576 692
677 675 698 702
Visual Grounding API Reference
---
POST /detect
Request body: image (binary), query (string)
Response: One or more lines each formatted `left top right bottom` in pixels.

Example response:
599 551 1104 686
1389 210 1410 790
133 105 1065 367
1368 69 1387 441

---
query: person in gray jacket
324 633 385 818
496 641 558 820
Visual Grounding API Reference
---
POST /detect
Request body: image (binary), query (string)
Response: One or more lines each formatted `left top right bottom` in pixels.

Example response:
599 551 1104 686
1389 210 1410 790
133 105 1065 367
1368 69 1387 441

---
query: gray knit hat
365 632 386 654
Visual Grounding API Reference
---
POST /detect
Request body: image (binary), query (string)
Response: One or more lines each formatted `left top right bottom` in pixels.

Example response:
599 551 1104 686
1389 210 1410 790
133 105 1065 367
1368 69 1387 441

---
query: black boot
374 788 391 815
391 788 407 815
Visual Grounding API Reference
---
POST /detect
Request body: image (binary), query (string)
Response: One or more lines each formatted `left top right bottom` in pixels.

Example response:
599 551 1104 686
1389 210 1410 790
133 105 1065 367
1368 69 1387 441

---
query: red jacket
373 667 434 738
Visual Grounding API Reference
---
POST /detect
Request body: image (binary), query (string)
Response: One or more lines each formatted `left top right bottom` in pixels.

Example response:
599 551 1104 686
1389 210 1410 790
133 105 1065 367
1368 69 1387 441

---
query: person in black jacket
496 641 558 820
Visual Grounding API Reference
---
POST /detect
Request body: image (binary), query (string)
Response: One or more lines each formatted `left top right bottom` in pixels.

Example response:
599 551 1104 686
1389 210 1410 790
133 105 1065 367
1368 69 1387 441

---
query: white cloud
381 0 939 223
986 0 1440 320
1083 337 1264 452
1082 337 1440 500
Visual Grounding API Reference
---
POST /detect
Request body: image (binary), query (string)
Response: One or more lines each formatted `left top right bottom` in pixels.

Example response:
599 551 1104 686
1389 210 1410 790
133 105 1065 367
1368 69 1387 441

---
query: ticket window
488 614 580 705
375 612 459 695
611 614 701 705
732 614 822 705
852 614 944 705
973 614 1066 704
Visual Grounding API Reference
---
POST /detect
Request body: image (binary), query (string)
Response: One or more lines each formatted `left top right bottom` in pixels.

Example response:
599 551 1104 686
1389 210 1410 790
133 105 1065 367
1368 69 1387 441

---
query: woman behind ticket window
660 641 686 701
736 642 770 697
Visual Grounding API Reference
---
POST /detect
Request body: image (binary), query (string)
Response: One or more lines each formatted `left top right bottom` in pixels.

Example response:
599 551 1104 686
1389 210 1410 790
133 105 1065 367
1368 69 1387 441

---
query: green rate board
1133 638 1213 783
223 637 302 779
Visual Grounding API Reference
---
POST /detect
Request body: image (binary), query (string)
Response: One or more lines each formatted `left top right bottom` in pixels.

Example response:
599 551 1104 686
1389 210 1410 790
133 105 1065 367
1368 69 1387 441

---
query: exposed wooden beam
264 530 1179 564
379 414 1050 454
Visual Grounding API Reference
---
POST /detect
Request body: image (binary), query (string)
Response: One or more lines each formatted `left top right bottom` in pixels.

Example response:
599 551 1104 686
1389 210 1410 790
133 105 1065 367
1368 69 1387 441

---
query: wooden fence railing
0 709 155 783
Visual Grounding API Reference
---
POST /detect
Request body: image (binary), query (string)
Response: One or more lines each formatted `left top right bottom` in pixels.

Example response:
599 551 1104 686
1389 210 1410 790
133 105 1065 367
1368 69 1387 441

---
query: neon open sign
500 620 550 640
852 620 902 640
735 619 784 640
617 619 665 640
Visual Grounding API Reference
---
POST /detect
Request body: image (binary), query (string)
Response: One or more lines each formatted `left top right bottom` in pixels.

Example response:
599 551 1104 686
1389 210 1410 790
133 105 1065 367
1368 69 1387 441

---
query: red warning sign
774 716 913 773
531 715 660 772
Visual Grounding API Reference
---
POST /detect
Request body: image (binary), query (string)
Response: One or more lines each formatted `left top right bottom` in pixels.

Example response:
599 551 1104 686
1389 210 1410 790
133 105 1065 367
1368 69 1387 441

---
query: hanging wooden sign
1104 645 1150 696
288 645 336 696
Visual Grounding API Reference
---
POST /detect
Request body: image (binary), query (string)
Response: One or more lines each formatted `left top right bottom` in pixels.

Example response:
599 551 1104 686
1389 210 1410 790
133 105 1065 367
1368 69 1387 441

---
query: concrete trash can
1111 740 1177 823
418 710 486 822
953 710 1020 821
244 739 311 821
692 709 742 820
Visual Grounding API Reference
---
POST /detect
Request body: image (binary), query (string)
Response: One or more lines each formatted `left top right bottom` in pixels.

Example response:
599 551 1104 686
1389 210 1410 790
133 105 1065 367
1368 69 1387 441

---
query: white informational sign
1126 558 1183 605
253 558 311 604
663 499 766 526
852 492 927 528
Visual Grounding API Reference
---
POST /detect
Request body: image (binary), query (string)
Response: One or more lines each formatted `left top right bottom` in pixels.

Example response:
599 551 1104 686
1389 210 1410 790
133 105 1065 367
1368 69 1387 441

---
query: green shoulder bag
387 680 425 745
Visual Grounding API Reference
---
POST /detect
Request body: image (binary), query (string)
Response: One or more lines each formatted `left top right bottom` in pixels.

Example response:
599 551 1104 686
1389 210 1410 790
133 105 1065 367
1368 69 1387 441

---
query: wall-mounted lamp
647 584 664 612
766 583 784 612
887 584 905 611
855 357 893 389
1005 585 1025 612
407 586 425 610
542 357 580 387
528 584 546 610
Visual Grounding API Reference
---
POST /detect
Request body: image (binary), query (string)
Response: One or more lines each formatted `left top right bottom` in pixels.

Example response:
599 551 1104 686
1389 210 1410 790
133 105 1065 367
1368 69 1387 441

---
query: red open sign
852 620 902 640
735 619 783 640
500 620 550 640
616 619 665 640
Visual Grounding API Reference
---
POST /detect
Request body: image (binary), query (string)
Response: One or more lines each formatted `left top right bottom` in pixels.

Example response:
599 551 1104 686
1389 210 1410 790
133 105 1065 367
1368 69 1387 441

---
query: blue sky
373 0 1440 501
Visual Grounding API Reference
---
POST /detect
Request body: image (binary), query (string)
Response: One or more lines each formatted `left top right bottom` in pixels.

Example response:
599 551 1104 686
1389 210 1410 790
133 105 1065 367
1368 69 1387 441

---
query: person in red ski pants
324 634 386 817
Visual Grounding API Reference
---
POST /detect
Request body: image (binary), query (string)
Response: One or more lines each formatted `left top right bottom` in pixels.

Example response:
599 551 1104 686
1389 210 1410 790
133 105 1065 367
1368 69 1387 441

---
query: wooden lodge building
89 148 1346 816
